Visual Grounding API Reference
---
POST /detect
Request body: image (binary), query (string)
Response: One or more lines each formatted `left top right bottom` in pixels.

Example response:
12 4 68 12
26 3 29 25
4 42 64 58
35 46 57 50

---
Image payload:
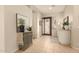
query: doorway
42 17 52 35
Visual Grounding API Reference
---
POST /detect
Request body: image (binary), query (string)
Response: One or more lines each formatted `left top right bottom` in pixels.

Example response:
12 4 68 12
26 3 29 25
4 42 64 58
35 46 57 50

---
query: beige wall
4 5 32 52
71 6 79 48
64 6 73 24
0 6 5 52
64 5 79 48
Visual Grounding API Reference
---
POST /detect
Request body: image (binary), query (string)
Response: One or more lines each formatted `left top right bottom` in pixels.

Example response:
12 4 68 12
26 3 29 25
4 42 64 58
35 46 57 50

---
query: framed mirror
16 13 30 32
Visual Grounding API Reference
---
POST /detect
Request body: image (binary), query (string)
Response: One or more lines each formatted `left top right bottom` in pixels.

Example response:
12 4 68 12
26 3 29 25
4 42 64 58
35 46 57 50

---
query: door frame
42 17 52 35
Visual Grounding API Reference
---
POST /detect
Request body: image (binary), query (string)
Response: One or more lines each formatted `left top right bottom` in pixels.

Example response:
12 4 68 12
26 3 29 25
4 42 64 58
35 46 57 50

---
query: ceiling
33 5 66 14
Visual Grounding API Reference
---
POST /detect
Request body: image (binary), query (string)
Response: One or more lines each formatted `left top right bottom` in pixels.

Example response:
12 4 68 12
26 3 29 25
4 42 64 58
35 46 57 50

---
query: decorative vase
64 25 69 30
57 30 70 45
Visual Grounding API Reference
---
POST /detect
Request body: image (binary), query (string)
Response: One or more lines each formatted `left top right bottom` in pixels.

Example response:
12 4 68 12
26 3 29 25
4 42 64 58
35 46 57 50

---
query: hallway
20 36 79 53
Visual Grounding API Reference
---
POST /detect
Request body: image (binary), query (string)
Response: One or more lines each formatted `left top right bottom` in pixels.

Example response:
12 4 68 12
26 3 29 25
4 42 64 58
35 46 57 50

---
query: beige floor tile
17 36 79 53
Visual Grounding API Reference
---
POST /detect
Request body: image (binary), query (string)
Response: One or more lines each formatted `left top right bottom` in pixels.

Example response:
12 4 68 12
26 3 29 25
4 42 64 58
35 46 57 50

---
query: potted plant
63 16 69 30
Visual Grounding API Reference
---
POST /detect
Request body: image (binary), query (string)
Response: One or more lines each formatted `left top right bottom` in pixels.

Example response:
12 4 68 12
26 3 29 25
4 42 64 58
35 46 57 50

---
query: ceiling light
49 7 52 10
49 5 55 10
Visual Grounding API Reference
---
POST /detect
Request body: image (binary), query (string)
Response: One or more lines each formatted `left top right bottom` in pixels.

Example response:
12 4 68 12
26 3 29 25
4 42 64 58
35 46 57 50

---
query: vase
64 25 69 30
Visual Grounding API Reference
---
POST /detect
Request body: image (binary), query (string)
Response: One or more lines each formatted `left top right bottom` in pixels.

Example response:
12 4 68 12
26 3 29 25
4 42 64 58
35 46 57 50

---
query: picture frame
16 13 27 32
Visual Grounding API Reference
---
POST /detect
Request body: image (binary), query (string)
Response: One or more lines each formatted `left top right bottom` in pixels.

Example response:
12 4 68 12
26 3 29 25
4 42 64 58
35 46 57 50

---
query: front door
42 17 52 35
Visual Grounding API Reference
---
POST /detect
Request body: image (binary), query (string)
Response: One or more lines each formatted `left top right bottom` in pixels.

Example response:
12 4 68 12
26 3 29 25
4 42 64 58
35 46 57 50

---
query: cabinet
17 32 32 50
23 32 32 50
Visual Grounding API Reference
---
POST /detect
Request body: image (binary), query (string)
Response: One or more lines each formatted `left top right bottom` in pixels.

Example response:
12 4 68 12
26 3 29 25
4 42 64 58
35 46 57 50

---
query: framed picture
16 13 27 32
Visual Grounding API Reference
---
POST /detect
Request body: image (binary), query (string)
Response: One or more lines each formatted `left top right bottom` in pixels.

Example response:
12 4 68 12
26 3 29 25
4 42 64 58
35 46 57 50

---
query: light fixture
49 7 52 10
49 5 55 10
51 5 55 7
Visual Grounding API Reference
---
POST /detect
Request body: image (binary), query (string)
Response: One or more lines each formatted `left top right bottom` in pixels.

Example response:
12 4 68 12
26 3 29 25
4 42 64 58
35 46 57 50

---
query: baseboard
14 48 19 53
0 50 5 53
72 47 79 50
5 48 19 53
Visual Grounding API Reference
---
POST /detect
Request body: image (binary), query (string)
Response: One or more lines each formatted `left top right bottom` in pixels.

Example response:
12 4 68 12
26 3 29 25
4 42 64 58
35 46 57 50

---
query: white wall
4 5 32 52
32 11 37 39
0 6 5 52
32 11 42 39
37 12 42 38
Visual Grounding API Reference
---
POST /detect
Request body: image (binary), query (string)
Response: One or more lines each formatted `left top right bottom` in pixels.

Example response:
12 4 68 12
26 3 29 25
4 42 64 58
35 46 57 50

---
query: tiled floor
17 36 79 53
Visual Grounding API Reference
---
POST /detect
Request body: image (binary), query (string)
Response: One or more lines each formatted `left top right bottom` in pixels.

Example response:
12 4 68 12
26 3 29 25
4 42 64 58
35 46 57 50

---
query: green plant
63 16 69 30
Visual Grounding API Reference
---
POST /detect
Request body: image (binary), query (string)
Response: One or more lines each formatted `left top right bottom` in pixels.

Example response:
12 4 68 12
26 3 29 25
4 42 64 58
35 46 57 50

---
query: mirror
16 13 31 32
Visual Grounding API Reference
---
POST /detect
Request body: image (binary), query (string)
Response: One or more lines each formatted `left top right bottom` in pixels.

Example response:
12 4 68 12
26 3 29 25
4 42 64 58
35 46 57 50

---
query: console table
17 31 32 50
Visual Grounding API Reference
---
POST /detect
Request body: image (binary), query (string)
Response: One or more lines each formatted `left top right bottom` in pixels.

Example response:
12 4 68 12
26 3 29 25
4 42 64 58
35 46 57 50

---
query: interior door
42 17 52 35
